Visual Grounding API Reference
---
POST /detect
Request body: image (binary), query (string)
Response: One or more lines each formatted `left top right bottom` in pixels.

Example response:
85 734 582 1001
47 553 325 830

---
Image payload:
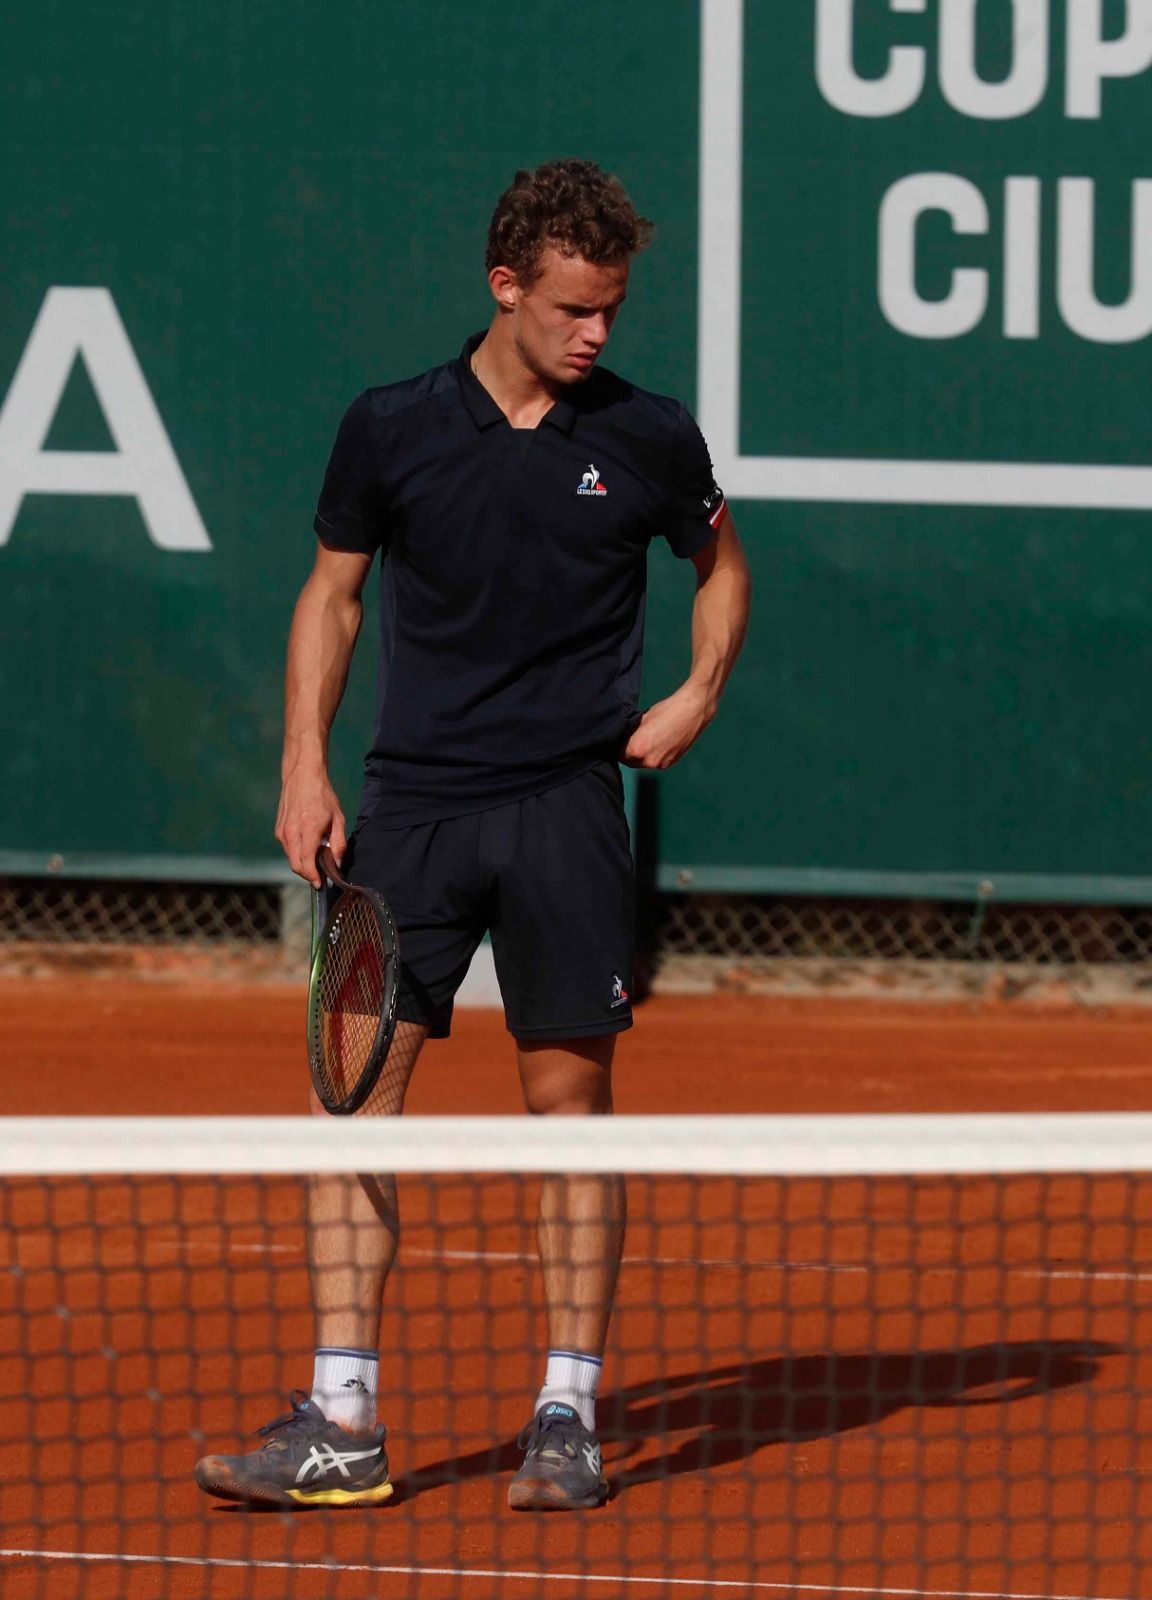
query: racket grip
317 843 351 891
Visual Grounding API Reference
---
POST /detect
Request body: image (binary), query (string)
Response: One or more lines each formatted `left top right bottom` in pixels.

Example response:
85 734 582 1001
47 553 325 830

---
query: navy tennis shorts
343 762 635 1040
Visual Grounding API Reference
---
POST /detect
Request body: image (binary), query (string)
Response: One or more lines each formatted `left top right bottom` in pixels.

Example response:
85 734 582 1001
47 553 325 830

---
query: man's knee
516 1037 616 1116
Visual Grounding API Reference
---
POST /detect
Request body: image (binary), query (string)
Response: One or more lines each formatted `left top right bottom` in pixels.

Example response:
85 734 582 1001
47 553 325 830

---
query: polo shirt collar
456 333 579 436
543 392 577 436
457 333 505 429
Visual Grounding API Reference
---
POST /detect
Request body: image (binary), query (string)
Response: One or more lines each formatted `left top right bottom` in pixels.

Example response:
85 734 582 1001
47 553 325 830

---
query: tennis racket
306 844 400 1115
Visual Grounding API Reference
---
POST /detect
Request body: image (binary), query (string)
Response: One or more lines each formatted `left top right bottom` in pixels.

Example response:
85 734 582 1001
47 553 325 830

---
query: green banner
3 1 1151 900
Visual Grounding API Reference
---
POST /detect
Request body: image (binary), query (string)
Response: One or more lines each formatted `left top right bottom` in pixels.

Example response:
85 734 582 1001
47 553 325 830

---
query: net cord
2 1113 1150 1176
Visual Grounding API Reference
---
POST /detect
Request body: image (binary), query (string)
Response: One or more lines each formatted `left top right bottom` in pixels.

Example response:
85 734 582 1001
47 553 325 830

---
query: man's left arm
622 509 751 770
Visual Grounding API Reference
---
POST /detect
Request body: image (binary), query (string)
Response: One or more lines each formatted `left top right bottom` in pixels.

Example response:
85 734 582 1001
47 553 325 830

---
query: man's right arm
274 544 374 886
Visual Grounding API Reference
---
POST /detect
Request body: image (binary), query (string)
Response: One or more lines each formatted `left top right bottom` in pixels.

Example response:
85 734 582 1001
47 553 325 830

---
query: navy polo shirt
313 333 726 828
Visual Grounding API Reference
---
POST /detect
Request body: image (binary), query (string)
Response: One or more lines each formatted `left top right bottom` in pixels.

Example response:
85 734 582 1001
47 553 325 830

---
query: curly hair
485 158 653 284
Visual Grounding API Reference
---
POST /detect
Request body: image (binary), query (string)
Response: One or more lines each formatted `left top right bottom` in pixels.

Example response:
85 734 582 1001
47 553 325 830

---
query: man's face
503 247 630 386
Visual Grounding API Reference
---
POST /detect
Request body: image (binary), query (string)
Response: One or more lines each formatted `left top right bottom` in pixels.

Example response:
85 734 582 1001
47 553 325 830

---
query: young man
195 158 750 1511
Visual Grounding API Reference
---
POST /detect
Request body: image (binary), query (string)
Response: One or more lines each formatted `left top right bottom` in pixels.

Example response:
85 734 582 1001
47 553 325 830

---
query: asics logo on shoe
294 1443 382 1483
544 1403 576 1418
582 1441 603 1476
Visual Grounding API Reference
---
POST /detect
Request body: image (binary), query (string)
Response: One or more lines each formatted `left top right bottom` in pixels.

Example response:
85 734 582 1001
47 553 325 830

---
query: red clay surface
3 982 1152 1115
1 982 1150 1600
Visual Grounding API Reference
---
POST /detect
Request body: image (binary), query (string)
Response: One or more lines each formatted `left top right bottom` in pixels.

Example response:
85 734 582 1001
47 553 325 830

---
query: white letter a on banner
0 287 211 551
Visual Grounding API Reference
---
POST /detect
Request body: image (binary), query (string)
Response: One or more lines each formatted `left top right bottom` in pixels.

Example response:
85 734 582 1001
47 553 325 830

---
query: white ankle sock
311 1347 378 1433
535 1349 602 1432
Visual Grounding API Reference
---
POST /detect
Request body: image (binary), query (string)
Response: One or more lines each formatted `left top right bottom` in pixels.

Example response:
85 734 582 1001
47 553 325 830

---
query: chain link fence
649 894 1152 1005
0 876 309 981
3 874 1152 1004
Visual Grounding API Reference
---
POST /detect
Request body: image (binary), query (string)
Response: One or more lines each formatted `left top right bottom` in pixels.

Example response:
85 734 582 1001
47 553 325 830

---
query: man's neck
471 322 557 430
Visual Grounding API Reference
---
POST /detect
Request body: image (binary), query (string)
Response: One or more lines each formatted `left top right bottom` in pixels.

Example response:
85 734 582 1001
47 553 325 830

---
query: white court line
0 1548 1131 1600
404 1248 1152 1286
161 1239 1152 1284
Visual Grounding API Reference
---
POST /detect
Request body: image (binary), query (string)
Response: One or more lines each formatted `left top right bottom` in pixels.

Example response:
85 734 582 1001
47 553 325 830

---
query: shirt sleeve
664 405 727 558
312 392 390 555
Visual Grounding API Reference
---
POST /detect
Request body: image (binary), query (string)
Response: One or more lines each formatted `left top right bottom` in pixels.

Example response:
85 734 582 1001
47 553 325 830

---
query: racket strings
313 896 394 1103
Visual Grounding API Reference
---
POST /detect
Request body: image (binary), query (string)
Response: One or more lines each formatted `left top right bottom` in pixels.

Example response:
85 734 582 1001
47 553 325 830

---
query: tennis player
195 158 750 1511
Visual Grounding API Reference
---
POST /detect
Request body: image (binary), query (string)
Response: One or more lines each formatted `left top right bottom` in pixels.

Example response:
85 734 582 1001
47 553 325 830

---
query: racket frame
307 845 400 1116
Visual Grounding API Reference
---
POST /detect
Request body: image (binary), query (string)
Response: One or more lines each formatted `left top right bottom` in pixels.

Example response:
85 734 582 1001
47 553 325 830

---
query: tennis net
1 1113 1150 1600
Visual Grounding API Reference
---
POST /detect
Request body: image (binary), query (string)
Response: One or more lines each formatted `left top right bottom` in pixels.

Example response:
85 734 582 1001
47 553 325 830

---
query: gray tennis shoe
194 1390 392 1508
508 1401 608 1510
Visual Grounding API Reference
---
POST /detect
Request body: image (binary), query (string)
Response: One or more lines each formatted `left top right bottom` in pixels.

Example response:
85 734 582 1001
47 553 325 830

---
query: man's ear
488 264 519 312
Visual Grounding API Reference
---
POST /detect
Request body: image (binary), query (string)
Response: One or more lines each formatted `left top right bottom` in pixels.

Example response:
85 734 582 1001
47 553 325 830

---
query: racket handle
316 843 352 891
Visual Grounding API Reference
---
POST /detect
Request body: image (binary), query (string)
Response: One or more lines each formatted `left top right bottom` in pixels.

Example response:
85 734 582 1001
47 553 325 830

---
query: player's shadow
397 1339 1120 1501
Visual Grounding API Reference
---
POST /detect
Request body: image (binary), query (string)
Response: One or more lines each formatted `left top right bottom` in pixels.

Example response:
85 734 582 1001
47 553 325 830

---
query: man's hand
621 683 715 770
275 769 347 888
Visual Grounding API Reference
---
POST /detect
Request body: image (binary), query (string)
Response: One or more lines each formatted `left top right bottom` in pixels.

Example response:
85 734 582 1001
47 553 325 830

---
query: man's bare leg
191 1025 427 1505
508 1034 623 1508
517 1036 625 1384
305 1020 429 1422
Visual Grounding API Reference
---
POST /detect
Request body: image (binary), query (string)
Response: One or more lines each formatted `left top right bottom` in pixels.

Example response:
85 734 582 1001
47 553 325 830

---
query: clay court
2 986 1150 1599
6 983 1152 1117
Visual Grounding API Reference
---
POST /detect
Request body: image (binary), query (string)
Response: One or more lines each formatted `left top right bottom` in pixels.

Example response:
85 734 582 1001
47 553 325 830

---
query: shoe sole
508 1474 608 1511
287 1481 394 1508
195 1463 394 1510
